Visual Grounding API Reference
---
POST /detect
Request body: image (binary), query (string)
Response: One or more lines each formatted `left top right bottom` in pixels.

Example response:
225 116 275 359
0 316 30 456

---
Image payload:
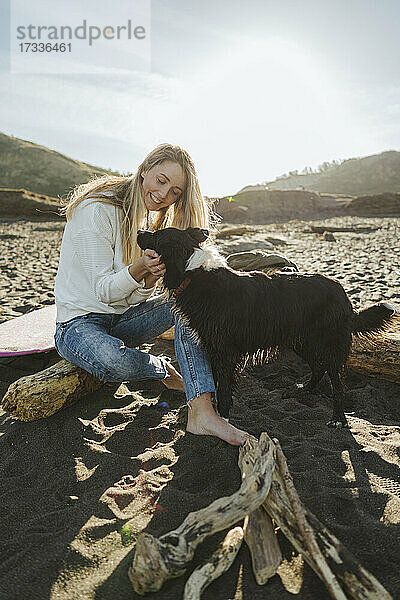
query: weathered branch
308 225 379 234
245 435 392 600
128 432 391 598
238 444 282 584
274 440 347 600
1 359 101 421
1 321 178 420
128 433 275 594
183 527 244 600
158 327 175 340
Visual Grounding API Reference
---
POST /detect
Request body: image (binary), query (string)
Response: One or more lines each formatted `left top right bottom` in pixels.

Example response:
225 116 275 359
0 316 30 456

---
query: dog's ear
136 230 155 251
162 247 189 290
187 227 209 244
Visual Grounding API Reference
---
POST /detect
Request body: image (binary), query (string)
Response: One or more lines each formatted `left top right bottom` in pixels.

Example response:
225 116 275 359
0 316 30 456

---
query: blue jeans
54 296 215 405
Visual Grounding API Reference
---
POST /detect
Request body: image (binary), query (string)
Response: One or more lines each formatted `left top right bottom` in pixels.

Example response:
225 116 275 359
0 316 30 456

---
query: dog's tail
352 302 399 337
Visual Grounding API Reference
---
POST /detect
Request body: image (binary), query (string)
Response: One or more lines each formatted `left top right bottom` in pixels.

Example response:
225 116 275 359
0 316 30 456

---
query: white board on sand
0 305 56 357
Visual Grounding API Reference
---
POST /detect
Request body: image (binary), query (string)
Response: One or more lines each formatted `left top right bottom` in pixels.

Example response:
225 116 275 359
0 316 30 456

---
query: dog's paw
294 382 315 402
326 419 349 429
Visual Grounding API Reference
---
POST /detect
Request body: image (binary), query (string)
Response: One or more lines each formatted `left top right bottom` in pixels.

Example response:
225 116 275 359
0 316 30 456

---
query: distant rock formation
0 189 63 220
214 190 350 224
344 193 400 216
213 189 400 224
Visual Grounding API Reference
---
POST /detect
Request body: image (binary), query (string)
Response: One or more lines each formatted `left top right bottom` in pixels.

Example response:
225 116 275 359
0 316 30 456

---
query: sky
0 0 399 197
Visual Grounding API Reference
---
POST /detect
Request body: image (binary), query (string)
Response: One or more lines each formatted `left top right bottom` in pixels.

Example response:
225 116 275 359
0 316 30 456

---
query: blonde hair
60 143 215 265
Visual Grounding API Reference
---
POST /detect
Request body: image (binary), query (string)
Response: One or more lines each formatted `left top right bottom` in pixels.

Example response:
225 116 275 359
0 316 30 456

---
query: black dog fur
137 227 398 428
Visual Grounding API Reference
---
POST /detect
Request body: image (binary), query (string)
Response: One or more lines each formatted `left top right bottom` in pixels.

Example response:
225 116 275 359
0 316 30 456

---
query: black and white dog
137 227 397 429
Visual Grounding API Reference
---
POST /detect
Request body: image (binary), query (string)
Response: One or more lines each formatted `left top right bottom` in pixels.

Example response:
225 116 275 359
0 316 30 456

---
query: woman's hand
128 249 165 287
142 249 165 275
142 249 166 288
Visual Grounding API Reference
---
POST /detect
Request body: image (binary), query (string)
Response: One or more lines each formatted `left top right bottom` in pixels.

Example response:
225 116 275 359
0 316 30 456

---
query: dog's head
137 227 209 290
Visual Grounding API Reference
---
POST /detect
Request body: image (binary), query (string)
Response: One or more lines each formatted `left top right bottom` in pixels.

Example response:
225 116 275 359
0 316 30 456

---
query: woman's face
141 160 185 211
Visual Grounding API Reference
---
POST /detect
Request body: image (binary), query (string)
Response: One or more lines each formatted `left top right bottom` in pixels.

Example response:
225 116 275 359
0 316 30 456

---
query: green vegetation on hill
0 132 116 199
265 150 400 195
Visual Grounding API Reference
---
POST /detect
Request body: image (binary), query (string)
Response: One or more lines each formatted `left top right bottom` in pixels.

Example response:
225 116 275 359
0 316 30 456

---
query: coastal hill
215 188 400 224
0 132 114 199
1 133 399 222
264 150 400 195
212 150 400 222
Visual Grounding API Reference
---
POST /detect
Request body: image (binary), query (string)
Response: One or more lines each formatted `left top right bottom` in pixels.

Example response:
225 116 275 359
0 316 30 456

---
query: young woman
54 143 249 446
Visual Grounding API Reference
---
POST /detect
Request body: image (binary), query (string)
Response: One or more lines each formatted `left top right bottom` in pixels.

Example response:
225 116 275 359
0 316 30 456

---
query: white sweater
54 197 154 323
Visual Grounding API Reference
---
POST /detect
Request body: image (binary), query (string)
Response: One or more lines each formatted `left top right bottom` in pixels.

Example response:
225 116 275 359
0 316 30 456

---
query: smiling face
141 160 186 211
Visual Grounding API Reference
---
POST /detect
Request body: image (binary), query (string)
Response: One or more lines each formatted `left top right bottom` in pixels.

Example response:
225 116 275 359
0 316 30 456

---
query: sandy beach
0 214 399 600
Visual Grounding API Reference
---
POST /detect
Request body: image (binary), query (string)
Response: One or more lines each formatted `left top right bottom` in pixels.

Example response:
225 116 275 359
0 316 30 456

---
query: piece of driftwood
238 446 282 584
1 322 177 419
158 327 175 340
274 440 347 600
347 329 400 383
244 435 392 600
1 359 102 421
183 526 244 600
128 433 275 594
1 320 178 419
307 225 379 234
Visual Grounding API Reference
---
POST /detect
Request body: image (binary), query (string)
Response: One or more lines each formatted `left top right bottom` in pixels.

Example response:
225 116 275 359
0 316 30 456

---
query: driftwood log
238 446 282 584
244 435 392 600
182 527 244 600
128 433 275 594
307 225 379 234
158 327 175 340
1 359 101 421
347 329 400 383
129 432 391 598
1 323 176 420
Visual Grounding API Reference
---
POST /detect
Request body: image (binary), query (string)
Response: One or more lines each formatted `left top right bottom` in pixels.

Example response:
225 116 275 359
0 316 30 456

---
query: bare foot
162 362 185 392
186 394 251 446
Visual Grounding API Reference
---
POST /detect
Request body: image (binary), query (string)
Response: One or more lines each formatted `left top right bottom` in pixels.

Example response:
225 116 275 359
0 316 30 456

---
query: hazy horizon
1 0 399 196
